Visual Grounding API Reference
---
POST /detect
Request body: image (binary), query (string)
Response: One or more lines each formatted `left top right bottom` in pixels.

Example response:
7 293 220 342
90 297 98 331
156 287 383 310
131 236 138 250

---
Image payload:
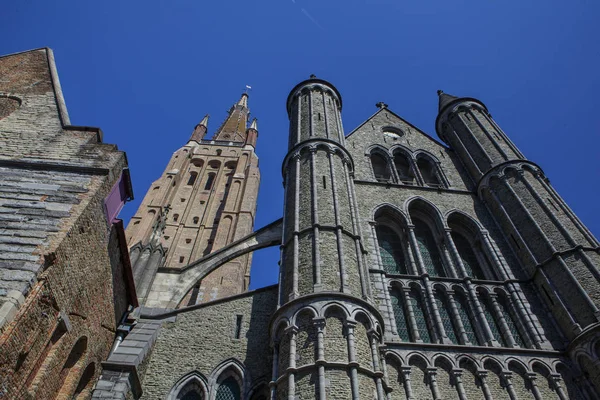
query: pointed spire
437 90 459 113
213 93 250 142
199 114 209 128
189 114 210 143
249 118 258 131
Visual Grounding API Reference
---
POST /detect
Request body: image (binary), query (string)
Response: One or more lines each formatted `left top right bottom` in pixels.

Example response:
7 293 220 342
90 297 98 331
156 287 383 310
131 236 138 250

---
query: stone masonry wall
139 286 277 398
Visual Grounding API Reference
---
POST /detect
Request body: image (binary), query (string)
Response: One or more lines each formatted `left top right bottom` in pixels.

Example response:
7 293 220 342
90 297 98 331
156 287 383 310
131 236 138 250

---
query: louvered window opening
377 226 407 274
481 296 507 346
414 222 445 277
435 294 458 344
409 289 431 343
391 290 410 341
455 293 479 345
371 153 391 182
215 377 241 400
452 232 485 279
498 296 526 347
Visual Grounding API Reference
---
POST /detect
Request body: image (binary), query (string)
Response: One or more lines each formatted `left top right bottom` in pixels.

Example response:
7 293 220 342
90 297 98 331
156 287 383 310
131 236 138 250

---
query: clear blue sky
2 1 598 289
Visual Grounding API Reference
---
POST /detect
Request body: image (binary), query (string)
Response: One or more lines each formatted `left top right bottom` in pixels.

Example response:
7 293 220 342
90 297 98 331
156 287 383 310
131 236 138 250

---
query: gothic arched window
417 156 442 187
451 232 485 279
371 152 392 183
390 289 410 341
376 225 407 274
215 377 241 400
414 220 445 277
435 291 458 344
454 291 480 345
409 287 432 343
497 293 526 347
393 151 415 184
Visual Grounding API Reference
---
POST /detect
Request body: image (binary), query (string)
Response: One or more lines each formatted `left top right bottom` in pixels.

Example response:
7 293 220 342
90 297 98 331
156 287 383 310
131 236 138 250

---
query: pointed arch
415 153 444 187
407 198 449 277
392 147 416 185
370 150 393 183
167 371 208 400
211 359 246 400
447 211 495 280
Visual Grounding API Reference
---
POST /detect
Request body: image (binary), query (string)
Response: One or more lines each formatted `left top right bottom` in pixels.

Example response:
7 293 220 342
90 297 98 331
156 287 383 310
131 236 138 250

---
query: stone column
488 293 516 347
270 342 279 400
428 368 441 400
527 372 543 400
345 320 360 400
314 318 327 400
447 290 469 344
286 326 298 400
477 370 492 400
452 369 467 400
501 371 518 400
401 366 413 400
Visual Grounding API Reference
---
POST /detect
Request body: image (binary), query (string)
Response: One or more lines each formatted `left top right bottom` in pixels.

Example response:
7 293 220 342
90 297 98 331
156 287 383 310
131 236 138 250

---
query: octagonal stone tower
270 77 386 400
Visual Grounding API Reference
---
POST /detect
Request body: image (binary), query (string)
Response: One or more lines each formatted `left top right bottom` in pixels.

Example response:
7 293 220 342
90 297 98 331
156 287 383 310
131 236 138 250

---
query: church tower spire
125 91 261 308
212 93 250 142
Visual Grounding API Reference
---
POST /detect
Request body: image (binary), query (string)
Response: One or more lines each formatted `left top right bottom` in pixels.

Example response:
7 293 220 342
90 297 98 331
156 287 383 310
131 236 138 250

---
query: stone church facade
91 76 600 399
1 47 599 399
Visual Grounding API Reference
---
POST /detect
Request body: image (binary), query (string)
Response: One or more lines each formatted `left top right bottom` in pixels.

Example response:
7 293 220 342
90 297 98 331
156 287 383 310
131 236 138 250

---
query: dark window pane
376 226 407 274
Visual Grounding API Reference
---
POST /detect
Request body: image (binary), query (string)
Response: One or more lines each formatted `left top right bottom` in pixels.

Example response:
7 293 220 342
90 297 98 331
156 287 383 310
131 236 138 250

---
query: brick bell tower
126 93 260 306
270 77 386 399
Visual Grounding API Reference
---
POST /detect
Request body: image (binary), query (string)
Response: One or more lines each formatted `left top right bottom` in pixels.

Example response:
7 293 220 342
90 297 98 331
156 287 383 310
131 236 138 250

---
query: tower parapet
271 77 385 400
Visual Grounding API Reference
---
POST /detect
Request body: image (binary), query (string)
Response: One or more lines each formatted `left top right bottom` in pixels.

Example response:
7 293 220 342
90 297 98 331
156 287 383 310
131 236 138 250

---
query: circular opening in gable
0 96 21 120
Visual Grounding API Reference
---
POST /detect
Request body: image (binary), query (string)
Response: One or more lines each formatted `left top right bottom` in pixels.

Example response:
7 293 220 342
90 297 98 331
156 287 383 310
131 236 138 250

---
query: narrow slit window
322 176 326 189
179 256 185 263
235 315 243 339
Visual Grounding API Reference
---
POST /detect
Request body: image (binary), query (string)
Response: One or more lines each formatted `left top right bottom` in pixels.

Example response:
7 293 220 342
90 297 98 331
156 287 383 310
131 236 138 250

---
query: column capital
367 328 381 341
344 318 358 330
313 317 326 330
285 325 299 335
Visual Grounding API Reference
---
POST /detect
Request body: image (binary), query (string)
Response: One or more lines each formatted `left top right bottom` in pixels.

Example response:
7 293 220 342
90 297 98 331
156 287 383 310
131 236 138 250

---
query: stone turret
436 91 600 386
270 77 386 399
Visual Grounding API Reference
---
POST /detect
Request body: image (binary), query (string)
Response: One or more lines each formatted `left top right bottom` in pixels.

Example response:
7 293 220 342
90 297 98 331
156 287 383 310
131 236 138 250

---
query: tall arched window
376 225 407 274
204 173 216 190
451 232 485 279
187 172 198 186
414 220 445 277
454 291 480 345
417 157 441 187
390 289 410 341
409 287 432 343
393 151 415 184
216 376 241 400
435 291 458 344
371 152 392 182
497 293 526 347
480 294 506 346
